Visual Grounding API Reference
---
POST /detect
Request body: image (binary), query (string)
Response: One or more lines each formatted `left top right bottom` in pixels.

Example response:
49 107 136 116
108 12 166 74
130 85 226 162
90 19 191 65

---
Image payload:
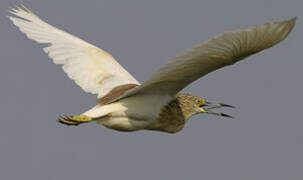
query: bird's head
177 94 234 119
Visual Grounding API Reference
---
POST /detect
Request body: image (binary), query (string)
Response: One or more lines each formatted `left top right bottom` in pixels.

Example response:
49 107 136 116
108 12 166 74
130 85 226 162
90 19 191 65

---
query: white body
83 95 172 131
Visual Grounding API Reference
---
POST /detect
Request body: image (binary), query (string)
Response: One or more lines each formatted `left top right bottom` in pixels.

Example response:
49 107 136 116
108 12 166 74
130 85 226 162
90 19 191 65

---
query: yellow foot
58 115 93 126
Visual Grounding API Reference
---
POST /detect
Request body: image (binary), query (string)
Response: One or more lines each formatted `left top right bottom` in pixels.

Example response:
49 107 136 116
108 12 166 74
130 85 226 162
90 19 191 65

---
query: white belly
82 94 172 131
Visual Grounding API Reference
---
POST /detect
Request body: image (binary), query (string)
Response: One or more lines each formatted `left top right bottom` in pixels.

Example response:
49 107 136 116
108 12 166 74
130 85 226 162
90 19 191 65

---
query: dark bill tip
220 113 234 118
219 103 235 108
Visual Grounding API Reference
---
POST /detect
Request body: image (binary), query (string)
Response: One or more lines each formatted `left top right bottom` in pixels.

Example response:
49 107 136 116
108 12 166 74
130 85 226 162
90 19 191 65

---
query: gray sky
0 0 302 179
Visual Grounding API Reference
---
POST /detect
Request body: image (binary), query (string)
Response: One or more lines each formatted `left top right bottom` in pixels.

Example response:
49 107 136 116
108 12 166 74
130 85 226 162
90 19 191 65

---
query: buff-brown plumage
146 94 204 133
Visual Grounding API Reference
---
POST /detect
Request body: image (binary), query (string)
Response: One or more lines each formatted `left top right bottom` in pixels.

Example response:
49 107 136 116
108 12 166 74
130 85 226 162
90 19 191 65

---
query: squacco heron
9 4 296 133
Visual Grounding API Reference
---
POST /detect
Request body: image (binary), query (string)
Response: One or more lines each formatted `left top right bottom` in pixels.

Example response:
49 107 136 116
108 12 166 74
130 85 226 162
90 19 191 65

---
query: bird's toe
58 115 93 126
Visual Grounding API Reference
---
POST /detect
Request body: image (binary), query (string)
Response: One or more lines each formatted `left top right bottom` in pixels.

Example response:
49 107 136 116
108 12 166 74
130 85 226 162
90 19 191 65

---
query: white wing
8 4 139 98
120 18 296 99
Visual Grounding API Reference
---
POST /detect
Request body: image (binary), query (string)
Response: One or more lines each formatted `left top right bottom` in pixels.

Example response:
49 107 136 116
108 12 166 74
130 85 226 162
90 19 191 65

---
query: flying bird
8 4 296 133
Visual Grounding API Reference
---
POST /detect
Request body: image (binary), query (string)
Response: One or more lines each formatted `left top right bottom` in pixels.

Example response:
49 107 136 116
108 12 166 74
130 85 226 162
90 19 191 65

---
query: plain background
0 0 302 179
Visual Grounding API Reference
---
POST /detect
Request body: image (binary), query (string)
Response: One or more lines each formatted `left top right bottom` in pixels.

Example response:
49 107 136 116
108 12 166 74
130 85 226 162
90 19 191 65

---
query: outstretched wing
120 18 296 99
8 4 139 99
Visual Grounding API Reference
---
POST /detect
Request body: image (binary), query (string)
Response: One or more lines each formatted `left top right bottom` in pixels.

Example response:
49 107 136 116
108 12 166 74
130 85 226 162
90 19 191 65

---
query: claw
58 116 80 126
57 115 93 126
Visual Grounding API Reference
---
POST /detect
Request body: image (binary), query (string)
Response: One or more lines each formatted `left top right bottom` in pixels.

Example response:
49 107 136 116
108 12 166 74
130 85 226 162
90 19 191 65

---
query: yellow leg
58 115 93 126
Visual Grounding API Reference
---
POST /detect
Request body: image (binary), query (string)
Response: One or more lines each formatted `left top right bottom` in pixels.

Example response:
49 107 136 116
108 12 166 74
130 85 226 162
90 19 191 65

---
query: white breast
82 94 172 131
83 94 172 120
112 94 172 120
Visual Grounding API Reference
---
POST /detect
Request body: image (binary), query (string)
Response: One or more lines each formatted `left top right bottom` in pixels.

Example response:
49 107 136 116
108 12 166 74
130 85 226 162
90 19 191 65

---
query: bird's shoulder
98 84 139 105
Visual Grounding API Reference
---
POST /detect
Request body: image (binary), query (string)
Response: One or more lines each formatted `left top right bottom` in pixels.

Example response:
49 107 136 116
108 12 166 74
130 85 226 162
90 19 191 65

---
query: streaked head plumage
176 94 234 118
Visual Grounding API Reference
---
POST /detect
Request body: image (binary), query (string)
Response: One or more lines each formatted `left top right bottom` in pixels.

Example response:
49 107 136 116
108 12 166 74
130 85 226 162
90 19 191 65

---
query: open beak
200 102 235 118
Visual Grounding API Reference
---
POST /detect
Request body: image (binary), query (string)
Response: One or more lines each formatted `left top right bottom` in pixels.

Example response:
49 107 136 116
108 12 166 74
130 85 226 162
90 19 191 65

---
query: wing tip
7 2 36 17
260 17 297 45
286 16 297 30
289 16 297 23
278 17 297 40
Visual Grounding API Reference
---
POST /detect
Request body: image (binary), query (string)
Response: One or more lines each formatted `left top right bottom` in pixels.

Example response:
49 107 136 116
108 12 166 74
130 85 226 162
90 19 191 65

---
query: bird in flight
9 4 296 133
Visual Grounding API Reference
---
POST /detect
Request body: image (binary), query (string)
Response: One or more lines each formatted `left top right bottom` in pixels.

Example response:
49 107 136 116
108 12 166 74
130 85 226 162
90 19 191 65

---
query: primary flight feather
9 4 296 133
8 4 139 99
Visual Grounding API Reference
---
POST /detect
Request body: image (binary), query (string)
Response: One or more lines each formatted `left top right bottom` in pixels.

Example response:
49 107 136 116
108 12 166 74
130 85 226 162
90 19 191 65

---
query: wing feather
8 4 139 98
120 18 296 100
